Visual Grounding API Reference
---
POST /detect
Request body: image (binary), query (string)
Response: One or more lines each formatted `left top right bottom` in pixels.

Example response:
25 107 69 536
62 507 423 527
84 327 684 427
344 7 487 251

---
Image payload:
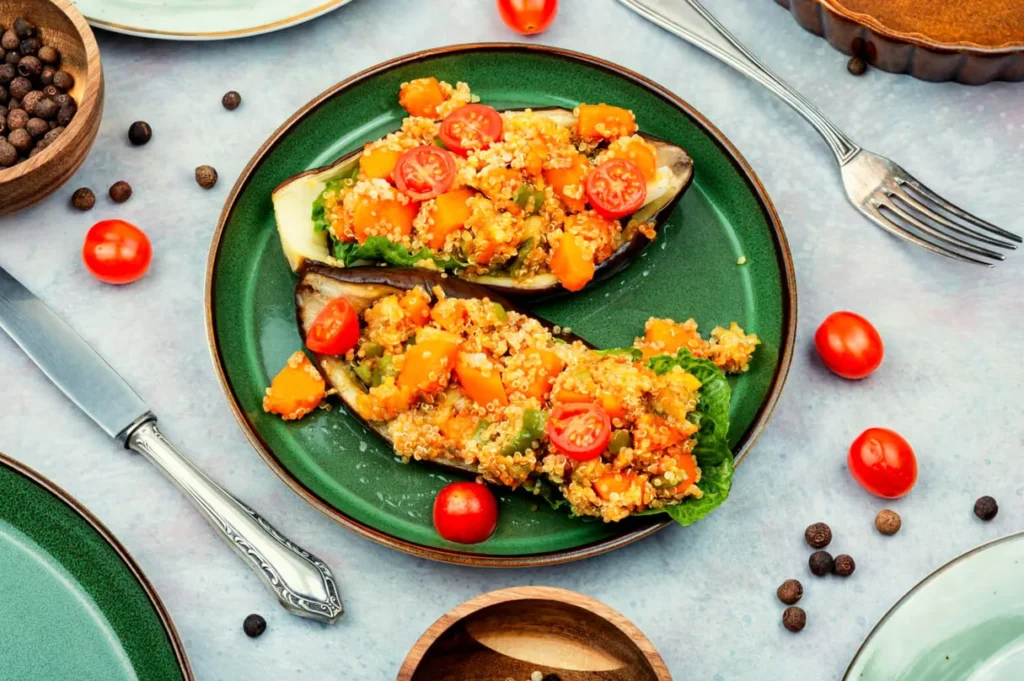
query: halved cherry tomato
546 402 612 461
848 428 917 499
439 104 503 156
433 481 499 544
815 311 884 380
392 145 456 201
306 297 360 355
585 159 647 219
82 220 152 285
497 0 558 35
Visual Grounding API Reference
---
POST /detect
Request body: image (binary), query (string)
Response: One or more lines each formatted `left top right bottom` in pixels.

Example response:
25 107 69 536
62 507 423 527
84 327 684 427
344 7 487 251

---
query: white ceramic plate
77 0 355 40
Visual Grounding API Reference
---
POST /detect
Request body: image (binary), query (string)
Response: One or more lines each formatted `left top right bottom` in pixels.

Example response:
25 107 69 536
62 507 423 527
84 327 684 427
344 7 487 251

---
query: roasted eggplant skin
274 107 695 299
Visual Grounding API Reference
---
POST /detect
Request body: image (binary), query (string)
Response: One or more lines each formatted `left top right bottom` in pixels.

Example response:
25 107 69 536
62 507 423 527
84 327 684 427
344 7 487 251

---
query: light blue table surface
2 1 1022 679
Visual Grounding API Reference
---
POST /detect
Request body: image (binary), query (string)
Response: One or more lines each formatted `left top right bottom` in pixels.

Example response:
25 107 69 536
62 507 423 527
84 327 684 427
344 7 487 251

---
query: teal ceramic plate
0 453 192 680
207 44 796 566
78 0 353 40
845 533 1024 681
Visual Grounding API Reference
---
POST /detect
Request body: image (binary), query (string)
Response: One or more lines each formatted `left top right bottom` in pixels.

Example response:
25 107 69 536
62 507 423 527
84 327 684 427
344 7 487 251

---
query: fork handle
620 0 861 165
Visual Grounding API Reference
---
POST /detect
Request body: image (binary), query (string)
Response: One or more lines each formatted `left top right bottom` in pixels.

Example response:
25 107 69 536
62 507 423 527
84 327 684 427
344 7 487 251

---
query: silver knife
0 265 343 624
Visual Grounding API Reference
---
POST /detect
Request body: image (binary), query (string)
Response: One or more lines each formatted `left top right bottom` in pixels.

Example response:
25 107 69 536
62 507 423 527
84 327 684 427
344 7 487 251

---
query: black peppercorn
8 75 31 100
37 45 58 65
242 614 267 638
71 187 95 211
0 62 15 84
39 65 54 85
109 180 132 203
20 89 43 114
875 509 901 535
833 554 856 577
19 37 42 57
0 139 16 166
805 522 832 549
1 30 18 52
782 606 806 632
25 116 47 139
128 121 151 146
56 102 75 127
776 579 803 605
13 18 36 39
809 550 834 577
7 107 28 129
974 496 998 521
5 51 19 66
222 90 242 110
8 127 31 154
17 54 41 78
195 164 218 189
33 97 57 121
847 56 867 76
51 70 73 91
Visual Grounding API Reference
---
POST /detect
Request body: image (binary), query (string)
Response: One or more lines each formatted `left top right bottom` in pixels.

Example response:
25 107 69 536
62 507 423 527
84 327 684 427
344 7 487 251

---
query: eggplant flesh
295 266 592 476
274 107 695 296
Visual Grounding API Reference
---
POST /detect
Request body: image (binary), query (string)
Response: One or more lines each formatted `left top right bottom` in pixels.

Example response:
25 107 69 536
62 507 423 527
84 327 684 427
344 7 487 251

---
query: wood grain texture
396 587 671 681
0 0 104 215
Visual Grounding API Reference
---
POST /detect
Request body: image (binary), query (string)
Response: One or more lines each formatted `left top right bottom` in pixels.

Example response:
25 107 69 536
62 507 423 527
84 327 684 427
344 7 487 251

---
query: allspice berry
109 180 132 203
847 56 868 76
243 613 267 638
8 127 31 154
809 550 834 577
776 579 803 605
0 139 16 166
195 164 218 189
221 90 241 110
833 554 856 577
782 606 806 633
51 70 73 91
875 509 901 535
974 496 998 521
25 116 47 138
71 187 95 211
128 120 152 146
805 522 832 549
37 45 58 65
33 96 57 121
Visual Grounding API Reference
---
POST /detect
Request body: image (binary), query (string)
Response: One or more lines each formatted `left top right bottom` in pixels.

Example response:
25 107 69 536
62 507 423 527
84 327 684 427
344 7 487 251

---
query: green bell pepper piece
501 409 548 456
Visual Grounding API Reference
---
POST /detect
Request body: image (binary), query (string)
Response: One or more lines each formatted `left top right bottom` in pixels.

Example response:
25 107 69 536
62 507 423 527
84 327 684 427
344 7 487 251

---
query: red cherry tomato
306 297 360 355
585 159 647 219
848 428 917 499
815 311 884 380
432 481 499 544
439 104 504 156
82 220 152 285
546 402 612 461
497 0 558 35
392 145 456 201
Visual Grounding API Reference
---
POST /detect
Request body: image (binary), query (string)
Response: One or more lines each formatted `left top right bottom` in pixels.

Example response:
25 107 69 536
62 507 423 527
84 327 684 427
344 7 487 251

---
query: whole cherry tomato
433 482 499 544
848 428 917 498
815 311 884 379
82 220 152 285
497 0 558 35
306 297 360 355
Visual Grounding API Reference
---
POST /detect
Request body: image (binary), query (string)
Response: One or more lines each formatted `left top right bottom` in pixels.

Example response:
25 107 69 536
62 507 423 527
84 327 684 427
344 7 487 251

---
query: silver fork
619 0 1022 266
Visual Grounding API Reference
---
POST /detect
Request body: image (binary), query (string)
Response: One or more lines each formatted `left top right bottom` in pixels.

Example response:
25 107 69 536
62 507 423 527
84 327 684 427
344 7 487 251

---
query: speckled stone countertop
1 1 1022 679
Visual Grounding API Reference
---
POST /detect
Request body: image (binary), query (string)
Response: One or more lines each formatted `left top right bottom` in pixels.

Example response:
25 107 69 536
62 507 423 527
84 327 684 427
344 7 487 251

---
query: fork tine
899 178 1022 244
880 199 1004 262
889 186 1018 250
860 202 994 267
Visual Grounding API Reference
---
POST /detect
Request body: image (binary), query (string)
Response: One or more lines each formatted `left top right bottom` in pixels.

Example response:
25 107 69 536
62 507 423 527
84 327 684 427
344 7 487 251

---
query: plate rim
0 451 194 680
205 42 798 567
842 531 1024 679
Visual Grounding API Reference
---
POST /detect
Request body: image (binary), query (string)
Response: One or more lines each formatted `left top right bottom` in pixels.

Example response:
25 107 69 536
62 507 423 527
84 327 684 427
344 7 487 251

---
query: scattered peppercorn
776 579 803 605
242 613 267 638
875 509 901 535
833 554 856 577
809 550 834 577
195 164 218 189
782 606 806 632
974 496 998 521
128 120 152 146
847 56 867 76
805 522 832 549
109 180 132 203
71 187 95 211
221 90 241 110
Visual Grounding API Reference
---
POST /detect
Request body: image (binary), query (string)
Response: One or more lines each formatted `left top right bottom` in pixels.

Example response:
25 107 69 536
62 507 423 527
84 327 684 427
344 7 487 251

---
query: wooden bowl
397 587 672 681
0 0 103 215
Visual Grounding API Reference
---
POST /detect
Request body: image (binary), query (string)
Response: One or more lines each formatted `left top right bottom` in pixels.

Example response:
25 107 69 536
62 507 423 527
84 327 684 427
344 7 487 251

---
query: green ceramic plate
845 533 1024 680
0 453 192 681
207 44 796 566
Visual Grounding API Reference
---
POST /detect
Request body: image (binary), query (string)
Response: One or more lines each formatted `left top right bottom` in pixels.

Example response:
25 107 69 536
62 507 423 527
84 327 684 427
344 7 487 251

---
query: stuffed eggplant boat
273 77 694 296
265 266 759 526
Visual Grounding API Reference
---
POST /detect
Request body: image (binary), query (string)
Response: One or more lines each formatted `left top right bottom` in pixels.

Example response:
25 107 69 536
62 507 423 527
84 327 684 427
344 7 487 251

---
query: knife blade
0 265 343 624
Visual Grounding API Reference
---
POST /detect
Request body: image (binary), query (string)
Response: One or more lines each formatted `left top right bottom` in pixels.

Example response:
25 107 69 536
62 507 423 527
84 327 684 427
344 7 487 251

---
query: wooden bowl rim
395 586 671 681
0 0 103 182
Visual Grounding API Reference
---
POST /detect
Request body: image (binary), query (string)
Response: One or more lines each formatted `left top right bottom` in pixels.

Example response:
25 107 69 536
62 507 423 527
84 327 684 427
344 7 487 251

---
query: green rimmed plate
845 533 1024 680
0 453 192 681
206 44 796 566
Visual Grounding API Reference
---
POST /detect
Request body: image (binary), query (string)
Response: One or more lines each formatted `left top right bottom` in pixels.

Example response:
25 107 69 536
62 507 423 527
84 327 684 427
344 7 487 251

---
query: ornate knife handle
125 419 343 624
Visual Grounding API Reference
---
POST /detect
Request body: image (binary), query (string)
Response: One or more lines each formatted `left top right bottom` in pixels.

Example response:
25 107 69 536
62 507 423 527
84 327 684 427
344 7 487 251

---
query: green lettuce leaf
311 162 361 233
594 347 644 361
333 236 469 271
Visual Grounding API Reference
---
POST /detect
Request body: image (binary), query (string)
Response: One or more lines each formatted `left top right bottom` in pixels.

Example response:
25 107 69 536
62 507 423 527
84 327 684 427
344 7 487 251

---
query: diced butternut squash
361 146 402 180
262 352 325 421
397 339 459 394
635 413 685 451
478 167 521 202
429 188 475 249
440 414 478 443
507 348 564 400
455 353 509 408
543 153 590 212
672 452 700 493
398 77 446 118
597 392 625 420
605 136 658 182
576 104 638 142
430 299 468 331
594 471 637 501
352 197 418 243
639 318 704 361
553 388 591 404
549 232 595 292
398 288 432 327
